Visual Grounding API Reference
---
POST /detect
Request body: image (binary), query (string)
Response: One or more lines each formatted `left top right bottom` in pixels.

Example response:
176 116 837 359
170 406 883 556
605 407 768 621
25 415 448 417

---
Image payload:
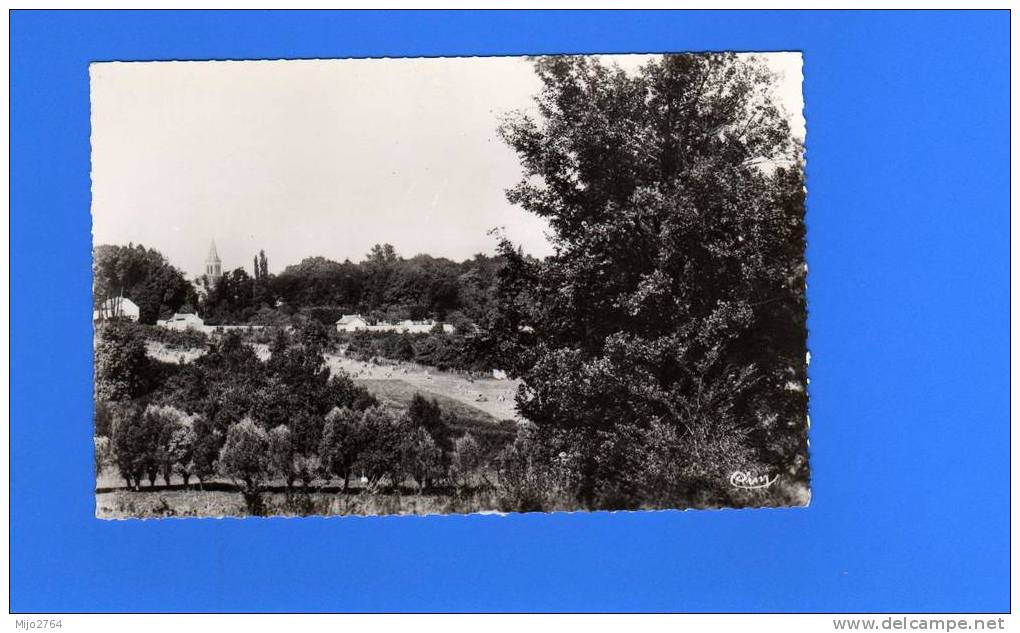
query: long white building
335 314 454 334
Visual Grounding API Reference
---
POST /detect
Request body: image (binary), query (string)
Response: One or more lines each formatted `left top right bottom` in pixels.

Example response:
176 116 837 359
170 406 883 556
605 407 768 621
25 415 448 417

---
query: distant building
336 314 369 332
492 369 508 380
93 296 140 322
335 314 454 334
205 240 222 282
395 319 455 334
158 312 205 331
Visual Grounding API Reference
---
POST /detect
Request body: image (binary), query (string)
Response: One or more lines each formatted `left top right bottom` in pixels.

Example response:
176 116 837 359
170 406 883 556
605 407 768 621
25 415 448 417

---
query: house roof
336 314 365 325
99 296 139 311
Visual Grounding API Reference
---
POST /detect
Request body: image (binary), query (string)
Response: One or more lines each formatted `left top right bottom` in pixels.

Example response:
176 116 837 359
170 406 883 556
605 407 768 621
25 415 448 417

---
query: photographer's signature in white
729 470 779 490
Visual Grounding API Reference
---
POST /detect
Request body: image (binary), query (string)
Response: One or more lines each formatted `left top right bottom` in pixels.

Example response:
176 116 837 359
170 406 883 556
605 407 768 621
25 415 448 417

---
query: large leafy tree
494 54 808 504
94 323 152 401
93 244 196 324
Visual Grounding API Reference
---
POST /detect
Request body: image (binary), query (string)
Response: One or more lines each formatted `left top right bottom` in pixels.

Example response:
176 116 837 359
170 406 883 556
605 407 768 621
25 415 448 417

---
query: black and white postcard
91 53 809 518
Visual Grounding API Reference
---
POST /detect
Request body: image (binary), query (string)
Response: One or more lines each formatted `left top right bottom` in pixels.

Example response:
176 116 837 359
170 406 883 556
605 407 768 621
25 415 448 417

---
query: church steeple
205 240 222 281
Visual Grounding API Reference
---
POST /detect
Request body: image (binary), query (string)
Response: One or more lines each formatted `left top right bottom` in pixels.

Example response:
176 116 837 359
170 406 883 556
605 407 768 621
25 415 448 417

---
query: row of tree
93 240 508 328
97 396 484 514
339 329 492 373
95 322 519 510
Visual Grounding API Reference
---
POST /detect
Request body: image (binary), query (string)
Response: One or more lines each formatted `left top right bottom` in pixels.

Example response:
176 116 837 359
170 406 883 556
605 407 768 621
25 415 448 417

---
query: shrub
635 417 757 508
134 323 208 350
293 453 321 488
494 422 558 513
340 330 491 372
218 418 272 515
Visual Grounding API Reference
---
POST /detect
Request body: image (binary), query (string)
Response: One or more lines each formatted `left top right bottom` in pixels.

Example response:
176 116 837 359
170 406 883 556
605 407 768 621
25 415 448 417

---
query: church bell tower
205 240 222 282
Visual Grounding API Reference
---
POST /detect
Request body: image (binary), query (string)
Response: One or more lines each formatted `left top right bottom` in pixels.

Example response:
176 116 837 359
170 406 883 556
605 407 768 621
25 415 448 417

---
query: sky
91 53 804 278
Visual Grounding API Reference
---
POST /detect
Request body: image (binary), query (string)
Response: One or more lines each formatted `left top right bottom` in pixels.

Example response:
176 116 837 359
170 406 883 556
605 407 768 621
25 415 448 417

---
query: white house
395 319 453 334
336 314 455 334
157 312 205 331
93 296 140 322
336 314 369 333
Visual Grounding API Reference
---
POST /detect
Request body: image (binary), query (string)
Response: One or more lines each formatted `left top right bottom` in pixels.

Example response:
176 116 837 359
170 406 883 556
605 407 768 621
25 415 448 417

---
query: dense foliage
193 246 504 327
93 322 518 512
488 53 809 508
339 329 491 372
93 243 197 324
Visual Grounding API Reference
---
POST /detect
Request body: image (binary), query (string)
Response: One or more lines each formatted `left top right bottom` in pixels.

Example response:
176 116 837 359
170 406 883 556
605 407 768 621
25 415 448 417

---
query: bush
136 323 209 350
339 330 492 372
494 423 562 513
634 417 756 508
218 418 271 515
293 453 321 488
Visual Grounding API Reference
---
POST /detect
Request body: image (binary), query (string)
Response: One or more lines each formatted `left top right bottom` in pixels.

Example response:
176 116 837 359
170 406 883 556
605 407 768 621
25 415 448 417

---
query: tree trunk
183 473 191 487
343 472 350 492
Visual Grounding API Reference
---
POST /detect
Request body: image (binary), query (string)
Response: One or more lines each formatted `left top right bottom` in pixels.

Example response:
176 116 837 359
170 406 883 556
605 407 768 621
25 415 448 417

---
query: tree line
93 241 508 329
94 53 810 513
94 321 527 514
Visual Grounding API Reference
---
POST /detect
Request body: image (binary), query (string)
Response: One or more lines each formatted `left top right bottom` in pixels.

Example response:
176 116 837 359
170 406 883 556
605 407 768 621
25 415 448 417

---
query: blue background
10 10 1010 613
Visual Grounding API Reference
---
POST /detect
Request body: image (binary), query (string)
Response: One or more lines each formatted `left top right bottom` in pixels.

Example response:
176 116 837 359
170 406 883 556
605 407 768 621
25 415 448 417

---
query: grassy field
359 378 497 421
96 487 512 519
359 378 519 441
327 353 521 421
141 339 522 422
